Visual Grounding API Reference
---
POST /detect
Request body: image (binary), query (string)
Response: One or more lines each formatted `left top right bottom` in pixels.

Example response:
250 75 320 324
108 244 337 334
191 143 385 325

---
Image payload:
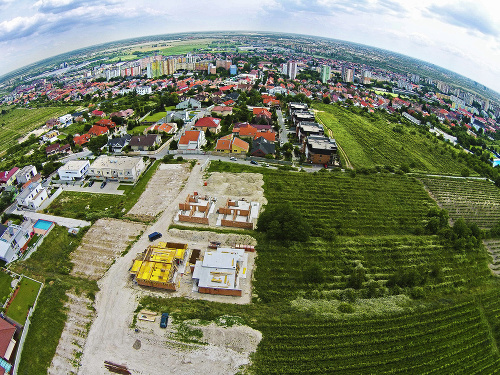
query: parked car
148 232 162 241
250 160 258 165
88 180 94 187
160 312 169 328
230 157 237 161
100 181 107 189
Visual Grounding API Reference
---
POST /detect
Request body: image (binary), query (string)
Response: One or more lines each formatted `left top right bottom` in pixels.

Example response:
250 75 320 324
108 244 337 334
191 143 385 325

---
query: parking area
60 180 125 195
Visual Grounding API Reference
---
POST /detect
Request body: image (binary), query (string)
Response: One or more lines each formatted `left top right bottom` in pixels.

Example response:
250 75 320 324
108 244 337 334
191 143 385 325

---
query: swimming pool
33 219 53 231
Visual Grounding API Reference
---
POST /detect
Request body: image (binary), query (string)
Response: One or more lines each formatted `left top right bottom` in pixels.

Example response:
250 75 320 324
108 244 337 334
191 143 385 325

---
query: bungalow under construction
130 242 188 290
176 193 216 225
217 199 260 230
192 247 248 297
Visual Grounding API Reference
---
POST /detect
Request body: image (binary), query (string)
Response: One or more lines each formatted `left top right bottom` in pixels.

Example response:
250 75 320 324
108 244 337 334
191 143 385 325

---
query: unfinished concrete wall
198 287 242 297
179 215 209 225
221 220 254 230
137 279 177 291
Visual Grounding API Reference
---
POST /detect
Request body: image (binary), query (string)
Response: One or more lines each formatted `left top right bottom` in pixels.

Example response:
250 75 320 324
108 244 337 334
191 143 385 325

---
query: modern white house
16 165 37 185
42 130 59 143
16 182 48 210
88 155 146 182
58 160 90 181
58 114 73 127
0 222 32 263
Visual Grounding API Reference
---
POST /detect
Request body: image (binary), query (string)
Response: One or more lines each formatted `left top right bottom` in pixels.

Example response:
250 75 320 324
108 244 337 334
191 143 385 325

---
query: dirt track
78 163 262 375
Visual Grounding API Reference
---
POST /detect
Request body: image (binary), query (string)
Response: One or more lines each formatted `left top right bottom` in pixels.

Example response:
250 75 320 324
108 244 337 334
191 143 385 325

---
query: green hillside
0 106 76 154
141 164 500 374
313 103 471 174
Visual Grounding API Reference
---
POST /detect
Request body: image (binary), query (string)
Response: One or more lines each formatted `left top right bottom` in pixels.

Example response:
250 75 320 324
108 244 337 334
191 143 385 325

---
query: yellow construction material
211 277 222 283
130 260 143 274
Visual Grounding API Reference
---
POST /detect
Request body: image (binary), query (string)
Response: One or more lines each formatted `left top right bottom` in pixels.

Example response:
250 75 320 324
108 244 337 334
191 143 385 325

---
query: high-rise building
341 66 354 83
230 65 237 76
216 59 232 70
281 63 287 75
320 65 331 84
361 70 371 85
287 61 297 80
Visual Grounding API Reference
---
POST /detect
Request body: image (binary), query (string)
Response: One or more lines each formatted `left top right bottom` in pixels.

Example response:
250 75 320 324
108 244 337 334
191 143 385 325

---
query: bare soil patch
48 292 94 375
126 163 190 221
203 172 266 205
71 218 146 280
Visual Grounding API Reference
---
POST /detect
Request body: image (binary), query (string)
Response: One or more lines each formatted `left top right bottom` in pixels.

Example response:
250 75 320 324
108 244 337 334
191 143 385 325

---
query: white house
16 165 37 185
0 222 32 263
16 182 48 210
136 86 152 95
58 114 73 127
58 160 90 181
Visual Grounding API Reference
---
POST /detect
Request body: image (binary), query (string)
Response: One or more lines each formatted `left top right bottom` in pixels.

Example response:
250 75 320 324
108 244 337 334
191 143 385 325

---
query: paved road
277 109 288 146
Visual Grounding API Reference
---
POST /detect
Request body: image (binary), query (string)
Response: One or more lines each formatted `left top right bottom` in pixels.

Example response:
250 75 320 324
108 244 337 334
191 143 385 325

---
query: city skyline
0 0 499 93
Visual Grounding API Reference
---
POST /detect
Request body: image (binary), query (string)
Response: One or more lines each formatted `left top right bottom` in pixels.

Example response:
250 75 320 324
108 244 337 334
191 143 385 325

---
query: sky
0 0 499 93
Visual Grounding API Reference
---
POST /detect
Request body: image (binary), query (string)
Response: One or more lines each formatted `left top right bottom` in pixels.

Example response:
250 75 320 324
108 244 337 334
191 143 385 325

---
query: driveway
11 210 91 228
59 181 125 195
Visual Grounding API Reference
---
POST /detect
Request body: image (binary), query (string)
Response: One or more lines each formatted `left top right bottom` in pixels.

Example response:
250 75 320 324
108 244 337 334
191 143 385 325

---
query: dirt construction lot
48 292 94 375
78 164 264 374
71 218 146 280
127 163 190 221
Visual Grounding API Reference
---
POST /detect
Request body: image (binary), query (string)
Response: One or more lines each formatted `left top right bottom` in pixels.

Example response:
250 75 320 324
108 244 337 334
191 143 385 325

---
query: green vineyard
0 106 76 154
252 291 500 374
313 103 471 174
418 176 500 229
264 171 435 236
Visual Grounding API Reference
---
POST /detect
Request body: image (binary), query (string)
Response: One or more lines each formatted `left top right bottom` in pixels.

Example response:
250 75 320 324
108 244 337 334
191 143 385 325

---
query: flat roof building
89 155 146 182
192 247 248 297
58 160 90 181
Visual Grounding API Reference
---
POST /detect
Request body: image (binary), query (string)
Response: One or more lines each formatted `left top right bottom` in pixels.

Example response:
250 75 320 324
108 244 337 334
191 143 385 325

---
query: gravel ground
78 163 262 375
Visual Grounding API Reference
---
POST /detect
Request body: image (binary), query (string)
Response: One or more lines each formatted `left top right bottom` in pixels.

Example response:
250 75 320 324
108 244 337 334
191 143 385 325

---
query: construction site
130 242 188 290
57 163 265 375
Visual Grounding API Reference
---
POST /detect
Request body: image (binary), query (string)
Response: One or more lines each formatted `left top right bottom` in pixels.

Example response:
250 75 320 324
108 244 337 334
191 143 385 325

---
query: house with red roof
0 317 17 374
95 119 116 129
193 117 222 134
73 133 91 146
46 143 71 156
91 110 106 117
88 125 109 137
0 167 19 187
215 134 249 154
253 107 272 123
178 130 206 151
211 106 233 116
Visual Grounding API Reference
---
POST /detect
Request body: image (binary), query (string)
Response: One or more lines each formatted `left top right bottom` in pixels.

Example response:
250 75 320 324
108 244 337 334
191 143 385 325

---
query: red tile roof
194 117 221 129
73 133 91 146
0 167 19 183
88 125 109 137
179 131 201 145
0 317 16 359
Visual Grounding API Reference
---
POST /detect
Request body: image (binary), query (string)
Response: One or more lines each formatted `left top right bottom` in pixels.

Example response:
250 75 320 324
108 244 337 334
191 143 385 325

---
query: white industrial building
58 160 90 181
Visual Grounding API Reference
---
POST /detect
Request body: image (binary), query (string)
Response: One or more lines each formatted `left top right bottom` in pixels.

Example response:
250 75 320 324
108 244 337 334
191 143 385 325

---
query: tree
257 202 311 242
169 140 178 150
87 135 108 155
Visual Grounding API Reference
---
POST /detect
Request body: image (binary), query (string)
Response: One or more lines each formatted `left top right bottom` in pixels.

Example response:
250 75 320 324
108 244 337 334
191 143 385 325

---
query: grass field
45 160 161 222
0 271 13 305
129 125 149 135
418 176 500 229
13 225 98 375
6 277 42 325
313 103 471 174
143 109 175 122
160 43 210 56
0 106 76 154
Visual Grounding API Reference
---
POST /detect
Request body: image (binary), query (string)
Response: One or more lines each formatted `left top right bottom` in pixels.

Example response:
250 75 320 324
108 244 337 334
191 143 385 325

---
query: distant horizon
0 1 498 93
1 30 499 100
